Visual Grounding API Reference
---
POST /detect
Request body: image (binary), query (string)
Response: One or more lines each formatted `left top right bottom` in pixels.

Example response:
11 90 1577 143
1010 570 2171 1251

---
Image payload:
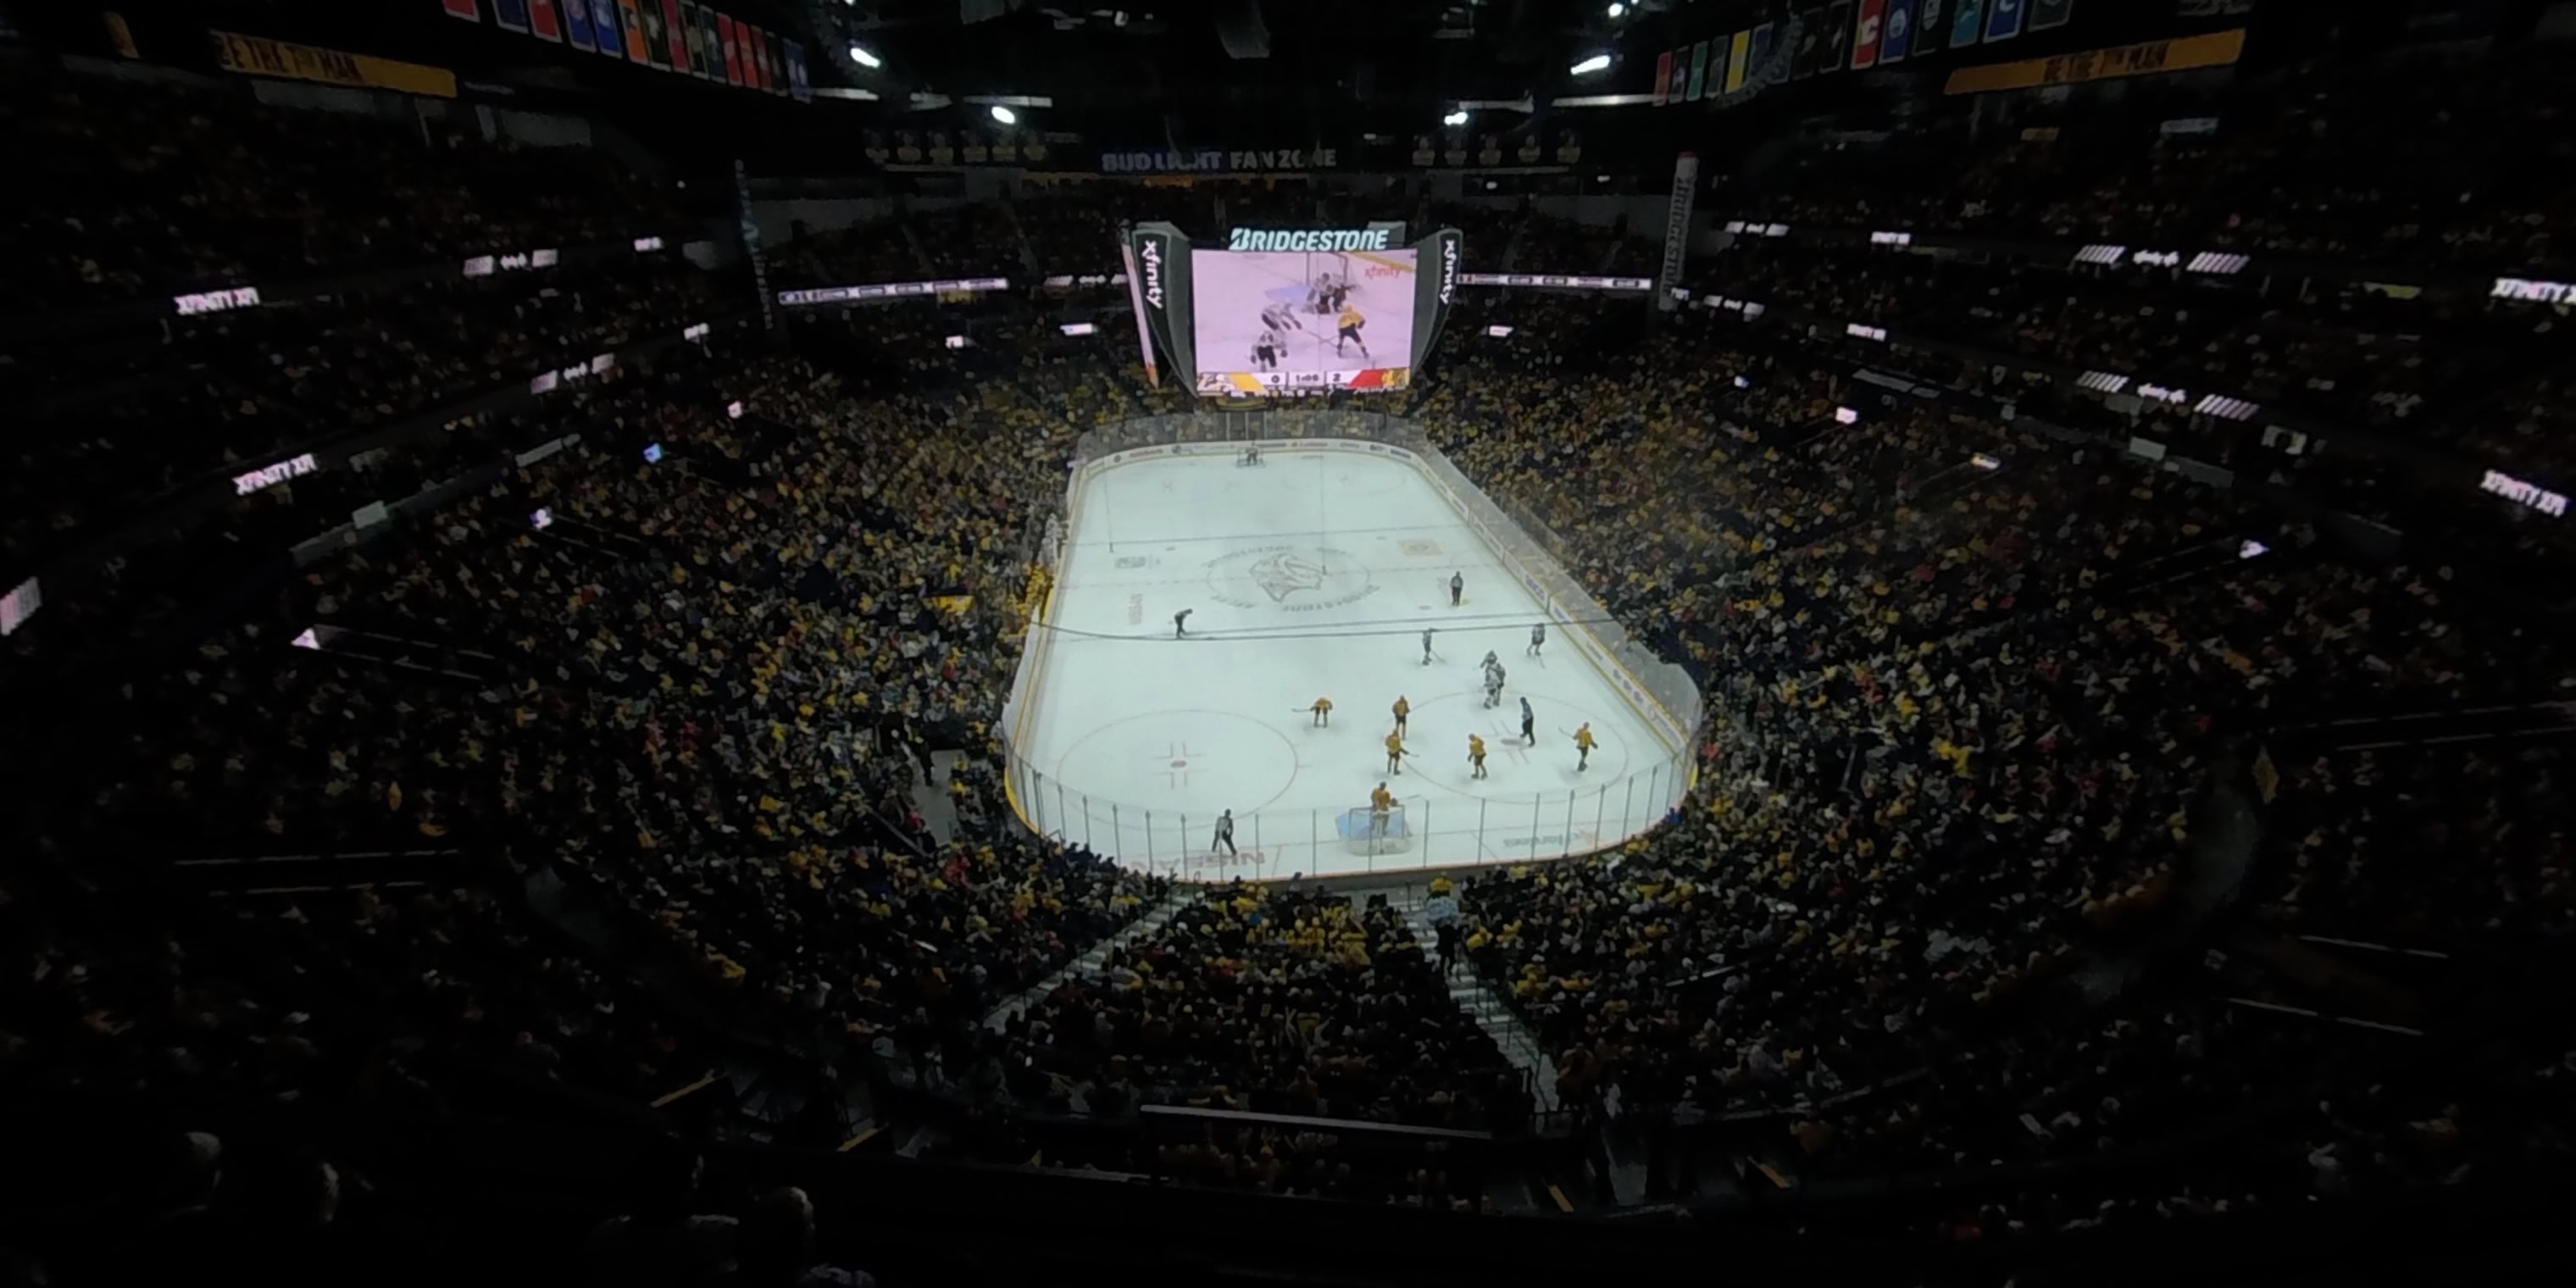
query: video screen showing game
1189 247 1416 394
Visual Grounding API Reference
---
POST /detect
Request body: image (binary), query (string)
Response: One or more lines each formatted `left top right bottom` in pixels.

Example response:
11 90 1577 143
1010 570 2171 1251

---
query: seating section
8 34 2576 1287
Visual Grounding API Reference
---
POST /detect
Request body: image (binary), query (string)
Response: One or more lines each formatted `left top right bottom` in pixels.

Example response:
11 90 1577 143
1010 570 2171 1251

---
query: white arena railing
997 410 1707 881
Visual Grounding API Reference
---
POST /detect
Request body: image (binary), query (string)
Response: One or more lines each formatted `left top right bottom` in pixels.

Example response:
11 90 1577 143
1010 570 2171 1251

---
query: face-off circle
1052 709 1302 815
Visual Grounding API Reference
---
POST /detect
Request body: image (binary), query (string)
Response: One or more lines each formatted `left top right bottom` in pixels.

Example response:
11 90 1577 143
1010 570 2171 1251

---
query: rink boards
1002 436 1694 880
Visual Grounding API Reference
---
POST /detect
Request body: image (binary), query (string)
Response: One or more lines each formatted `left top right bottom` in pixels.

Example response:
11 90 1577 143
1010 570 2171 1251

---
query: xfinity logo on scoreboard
1225 228 1392 253
1138 237 1166 310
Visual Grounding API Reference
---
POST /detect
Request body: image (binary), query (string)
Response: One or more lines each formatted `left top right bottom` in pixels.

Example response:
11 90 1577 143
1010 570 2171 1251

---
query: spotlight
1608 3 1625 16
1570 53 1611 75
991 105 1017 124
848 44 881 69
1442 109 1468 126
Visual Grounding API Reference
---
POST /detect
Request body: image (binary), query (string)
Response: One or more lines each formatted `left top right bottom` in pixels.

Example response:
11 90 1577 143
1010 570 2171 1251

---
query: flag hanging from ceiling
443 0 483 20
1951 0 1986 48
619 0 651 62
1818 1 1853 73
1751 20 1776 69
718 13 741 83
1652 49 1674 104
493 0 530 34
1882 0 1916 62
1686 42 1709 101
680 2 708 75
1790 9 1823 78
1725 30 1752 90
783 39 809 102
529 0 562 40
1913 0 1951 57
1852 0 1885 69
561 0 597 51
2031 0 2074 30
660 0 690 70
1986 0 2027 41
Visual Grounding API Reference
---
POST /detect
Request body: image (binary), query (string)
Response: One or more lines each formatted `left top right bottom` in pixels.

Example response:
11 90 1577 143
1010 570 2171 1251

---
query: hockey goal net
1335 803 1411 855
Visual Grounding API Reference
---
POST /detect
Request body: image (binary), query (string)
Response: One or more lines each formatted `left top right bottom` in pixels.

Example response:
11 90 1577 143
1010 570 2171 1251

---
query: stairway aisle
978 886 1191 1031
1377 888 1561 1115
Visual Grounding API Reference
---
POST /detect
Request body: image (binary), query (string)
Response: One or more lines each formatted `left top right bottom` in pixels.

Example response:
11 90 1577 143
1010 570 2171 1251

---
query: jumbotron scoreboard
1121 222 1462 397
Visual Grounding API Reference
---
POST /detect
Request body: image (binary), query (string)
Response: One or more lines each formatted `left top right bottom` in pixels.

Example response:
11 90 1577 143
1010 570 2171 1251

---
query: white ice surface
1012 449 1685 880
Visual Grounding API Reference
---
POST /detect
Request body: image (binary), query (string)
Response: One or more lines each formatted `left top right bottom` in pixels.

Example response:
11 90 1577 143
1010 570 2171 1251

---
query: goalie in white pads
1482 659 1507 708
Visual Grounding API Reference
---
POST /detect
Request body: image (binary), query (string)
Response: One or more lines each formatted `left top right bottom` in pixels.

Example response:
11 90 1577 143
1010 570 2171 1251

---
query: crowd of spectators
1402 227 2573 1231
2 70 690 313
8 33 2576 1285
1717 47 2576 275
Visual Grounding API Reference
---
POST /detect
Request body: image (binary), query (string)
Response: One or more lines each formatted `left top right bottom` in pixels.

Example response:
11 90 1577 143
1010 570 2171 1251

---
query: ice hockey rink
1004 444 1690 880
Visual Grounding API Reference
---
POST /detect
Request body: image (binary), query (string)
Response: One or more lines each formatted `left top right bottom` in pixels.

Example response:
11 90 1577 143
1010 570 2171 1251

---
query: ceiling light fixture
848 44 882 69
990 105 1018 124
1570 53 1612 75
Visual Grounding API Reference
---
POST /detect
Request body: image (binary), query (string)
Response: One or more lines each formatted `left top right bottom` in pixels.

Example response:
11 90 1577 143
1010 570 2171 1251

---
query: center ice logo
1203 544 1378 613
1248 551 1327 602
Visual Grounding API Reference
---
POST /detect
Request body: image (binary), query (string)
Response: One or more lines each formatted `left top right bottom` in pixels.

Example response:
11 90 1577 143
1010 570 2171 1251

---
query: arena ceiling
803 0 1657 142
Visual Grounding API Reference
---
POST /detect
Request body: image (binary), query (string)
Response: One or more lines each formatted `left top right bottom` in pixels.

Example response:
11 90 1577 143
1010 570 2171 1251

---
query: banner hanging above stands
1945 28 2244 94
446 0 808 97
212 30 458 97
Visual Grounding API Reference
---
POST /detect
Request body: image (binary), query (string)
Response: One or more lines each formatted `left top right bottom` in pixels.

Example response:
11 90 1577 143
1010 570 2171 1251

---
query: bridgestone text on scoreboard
1225 228 1395 253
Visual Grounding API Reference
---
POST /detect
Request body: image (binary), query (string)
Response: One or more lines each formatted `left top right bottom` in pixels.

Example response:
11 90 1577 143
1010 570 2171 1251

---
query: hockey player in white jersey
1251 329 1285 372
1259 300 1305 333
1482 659 1507 708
